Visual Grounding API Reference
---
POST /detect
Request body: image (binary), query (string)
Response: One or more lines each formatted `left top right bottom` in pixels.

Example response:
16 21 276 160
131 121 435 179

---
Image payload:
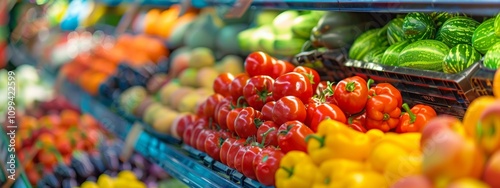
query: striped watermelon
403 12 436 42
387 18 405 45
398 40 450 71
363 47 387 63
495 13 500 37
349 28 389 60
381 40 410 66
438 16 480 47
483 42 500 70
443 44 482 73
431 12 456 28
472 18 500 54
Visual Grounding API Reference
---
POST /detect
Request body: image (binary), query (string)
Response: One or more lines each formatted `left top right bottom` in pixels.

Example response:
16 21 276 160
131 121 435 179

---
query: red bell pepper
278 121 314 153
365 94 401 132
367 79 403 108
333 76 369 115
348 112 367 133
397 103 437 133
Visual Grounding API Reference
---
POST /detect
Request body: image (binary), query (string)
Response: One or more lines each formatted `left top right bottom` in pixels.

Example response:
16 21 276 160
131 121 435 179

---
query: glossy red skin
278 121 314 153
197 94 224 119
253 148 285 186
349 113 367 133
175 114 198 139
214 97 236 130
226 108 243 132
220 138 236 165
229 74 250 101
273 72 313 104
365 94 401 132
182 125 194 146
270 60 295 79
257 121 279 147
190 120 207 147
333 76 369 115
241 145 262 180
234 146 249 172
293 66 321 92
245 51 276 77
196 129 210 152
272 96 307 125
234 107 263 138
204 131 223 161
214 73 235 97
315 81 329 96
226 139 246 169
261 101 276 121
368 83 403 108
309 103 347 132
243 75 275 110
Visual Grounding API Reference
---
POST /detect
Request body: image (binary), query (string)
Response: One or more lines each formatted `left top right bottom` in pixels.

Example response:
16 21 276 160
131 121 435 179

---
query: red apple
483 150 500 187
447 178 490 188
477 100 500 155
391 175 433 188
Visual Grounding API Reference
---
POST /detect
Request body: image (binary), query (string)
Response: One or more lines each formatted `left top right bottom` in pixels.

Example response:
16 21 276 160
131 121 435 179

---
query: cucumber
387 18 405 45
292 14 320 39
495 13 500 37
443 44 482 73
381 40 411 66
438 16 480 47
403 12 436 42
483 42 500 70
362 47 388 63
472 18 500 54
398 39 450 71
349 28 389 60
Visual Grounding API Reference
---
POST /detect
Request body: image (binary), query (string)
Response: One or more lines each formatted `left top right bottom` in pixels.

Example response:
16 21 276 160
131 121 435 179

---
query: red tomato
234 107 264 138
226 139 246 168
261 101 276 121
272 96 307 125
226 108 243 132
270 60 295 79
233 146 249 172
220 138 236 165
174 114 197 139
241 145 262 180
182 125 194 146
315 81 329 96
293 66 321 91
190 119 208 147
204 130 222 161
308 103 347 132
256 121 279 147
245 51 276 77
348 113 367 133
277 121 314 153
333 76 369 115
273 72 313 103
197 94 224 119
253 148 285 186
213 73 235 97
196 129 210 152
243 75 275 110
214 97 234 130
229 74 250 102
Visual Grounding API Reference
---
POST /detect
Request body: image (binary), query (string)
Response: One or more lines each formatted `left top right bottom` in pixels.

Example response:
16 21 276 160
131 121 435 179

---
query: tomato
308 103 347 132
293 66 321 91
182 125 194 146
213 73 235 97
348 113 367 133
196 129 211 152
256 121 279 147
245 51 276 77
272 96 307 125
190 119 208 147
234 107 264 138
243 75 275 110
277 121 314 153
204 130 223 161
253 148 285 186
226 108 243 132
234 146 249 172
261 101 276 121
270 60 295 79
226 139 246 168
197 94 224 119
173 114 197 139
273 72 313 103
220 138 236 165
214 97 234 130
241 145 262 179
333 76 369 115
229 74 250 102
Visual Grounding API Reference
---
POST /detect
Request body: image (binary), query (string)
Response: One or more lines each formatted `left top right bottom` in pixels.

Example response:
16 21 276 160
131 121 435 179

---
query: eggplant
102 151 120 171
61 179 78 188
54 163 76 179
89 153 106 175
42 174 60 188
119 162 132 171
70 154 95 178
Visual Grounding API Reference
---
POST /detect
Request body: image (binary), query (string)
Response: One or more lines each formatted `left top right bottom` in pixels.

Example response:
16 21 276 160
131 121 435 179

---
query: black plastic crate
295 49 352 82
471 62 496 96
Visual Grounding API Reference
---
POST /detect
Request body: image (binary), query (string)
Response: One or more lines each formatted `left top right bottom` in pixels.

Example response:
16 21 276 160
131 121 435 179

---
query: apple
179 93 208 113
215 55 244 75
152 111 178 134
146 74 170 94
178 68 199 87
447 178 490 188
188 47 215 69
120 86 148 115
134 97 154 118
476 100 500 155
483 150 500 187
158 80 181 106
169 51 191 78
390 175 432 188
196 67 219 89
168 87 195 110
143 103 164 125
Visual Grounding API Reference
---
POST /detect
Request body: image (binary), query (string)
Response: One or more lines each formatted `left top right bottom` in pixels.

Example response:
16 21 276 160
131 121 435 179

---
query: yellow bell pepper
463 96 496 139
368 132 422 173
312 159 366 188
306 119 372 164
383 154 422 185
329 170 388 188
276 151 319 188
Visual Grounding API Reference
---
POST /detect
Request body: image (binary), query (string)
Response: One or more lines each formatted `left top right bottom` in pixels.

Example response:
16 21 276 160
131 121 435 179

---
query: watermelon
438 16 480 47
472 18 500 54
291 14 320 39
372 53 384 64
349 28 389 60
362 47 387 63
398 40 450 71
402 12 436 42
381 40 410 66
431 12 456 28
495 13 500 37
442 44 482 73
387 18 405 45
483 42 500 70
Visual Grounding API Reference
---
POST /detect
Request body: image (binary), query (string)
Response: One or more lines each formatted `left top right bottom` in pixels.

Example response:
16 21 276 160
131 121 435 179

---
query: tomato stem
402 103 416 124
280 166 294 178
383 113 390 121
260 127 276 147
236 96 247 108
305 134 325 147
254 118 264 128
345 82 356 92
218 137 226 147
306 73 315 85
278 124 293 135
348 110 365 124
367 79 375 90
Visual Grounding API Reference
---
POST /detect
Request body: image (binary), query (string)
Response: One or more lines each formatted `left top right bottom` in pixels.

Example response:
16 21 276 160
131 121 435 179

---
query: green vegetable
438 16 480 47
443 44 482 73
495 13 500 37
380 40 411 66
398 40 450 71
349 28 389 60
431 12 456 28
387 18 405 45
403 12 436 42
362 47 388 63
472 18 500 54
483 42 500 70
292 14 320 39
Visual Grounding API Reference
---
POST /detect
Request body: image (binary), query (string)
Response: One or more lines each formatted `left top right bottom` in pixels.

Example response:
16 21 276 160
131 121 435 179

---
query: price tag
120 122 143 162
224 0 253 18
179 0 192 16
